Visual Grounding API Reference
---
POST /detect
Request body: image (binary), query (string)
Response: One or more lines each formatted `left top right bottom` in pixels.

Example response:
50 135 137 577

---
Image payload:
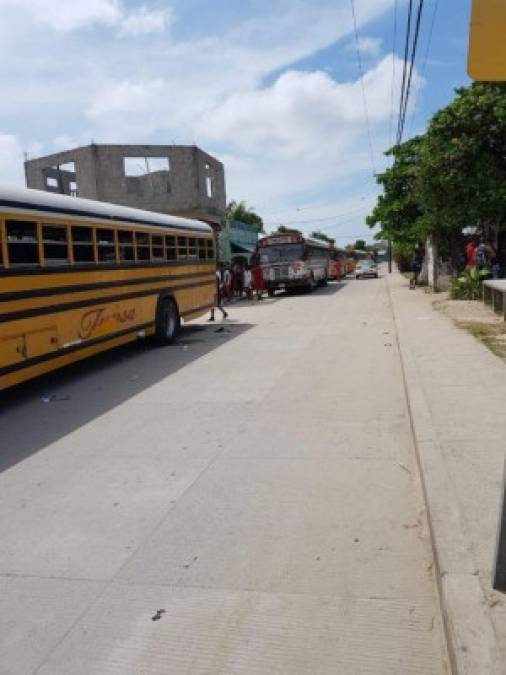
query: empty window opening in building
124 156 170 177
44 161 77 196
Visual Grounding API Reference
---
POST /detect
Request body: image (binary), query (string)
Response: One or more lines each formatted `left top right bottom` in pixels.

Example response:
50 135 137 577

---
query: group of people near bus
215 261 266 302
208 259 266 321
465 237 501 278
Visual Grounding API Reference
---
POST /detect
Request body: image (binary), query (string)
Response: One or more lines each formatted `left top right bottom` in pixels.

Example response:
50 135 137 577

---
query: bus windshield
259 244 304 263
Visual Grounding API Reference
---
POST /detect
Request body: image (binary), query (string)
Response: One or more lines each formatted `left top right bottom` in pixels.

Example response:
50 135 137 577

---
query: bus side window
136 232 150 262
206 239 214 260
6 220 39 266
188 237 198 260
198 238 207 260
0 221 5 268
118 230 135 262
43 224 69 266
152 235 165 261
72 226 95 263
178 236 188 260
166 235 176 261
97 229 116 263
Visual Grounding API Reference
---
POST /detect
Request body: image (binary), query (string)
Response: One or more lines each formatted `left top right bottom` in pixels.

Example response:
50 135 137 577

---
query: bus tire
155 295 180 344
267 288 275 297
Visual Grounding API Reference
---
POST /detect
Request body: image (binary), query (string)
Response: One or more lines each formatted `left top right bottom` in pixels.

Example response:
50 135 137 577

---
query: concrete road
0 275 449 674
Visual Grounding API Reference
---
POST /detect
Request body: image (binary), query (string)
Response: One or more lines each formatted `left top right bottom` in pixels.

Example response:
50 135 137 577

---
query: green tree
366 136 425 249
274 225 302 236
419 82 506 235
224 200 264 232
311 231 335 244
354 239 367 250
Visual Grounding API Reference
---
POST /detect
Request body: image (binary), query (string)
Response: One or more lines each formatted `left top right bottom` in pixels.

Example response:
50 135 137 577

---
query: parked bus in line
328 246 349 280
346 249 370 274
0 185 216 391
254 233 330 296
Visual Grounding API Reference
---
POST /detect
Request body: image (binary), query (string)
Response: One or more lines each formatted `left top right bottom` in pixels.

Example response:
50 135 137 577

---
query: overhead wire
396 0 414 145
349 0 377 176
264 204 369 227
389 0 398 148
398 0 425 143
406 0 438 137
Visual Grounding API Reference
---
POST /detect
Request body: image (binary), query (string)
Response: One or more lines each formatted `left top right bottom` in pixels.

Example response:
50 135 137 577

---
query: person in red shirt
250 256 266 300
465 238 477 268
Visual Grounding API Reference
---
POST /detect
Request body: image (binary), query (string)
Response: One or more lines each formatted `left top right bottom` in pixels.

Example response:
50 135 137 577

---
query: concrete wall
25 144 226 227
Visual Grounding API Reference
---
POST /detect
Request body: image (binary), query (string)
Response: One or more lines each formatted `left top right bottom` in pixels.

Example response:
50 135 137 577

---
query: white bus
255 233 330 296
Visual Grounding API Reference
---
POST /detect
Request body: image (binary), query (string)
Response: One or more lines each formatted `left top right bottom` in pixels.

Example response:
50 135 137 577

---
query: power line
389 0 398 148
399 0 425 142
265 204 370 227
397 0 414 145
349 0 377 176
406 0 438 137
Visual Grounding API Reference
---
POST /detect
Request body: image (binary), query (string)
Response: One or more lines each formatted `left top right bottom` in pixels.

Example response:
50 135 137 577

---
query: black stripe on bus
0 271 215 303
0 197 211 233
0 321 154 378
0 279 214 324
181 302 215 318
0 260 217 277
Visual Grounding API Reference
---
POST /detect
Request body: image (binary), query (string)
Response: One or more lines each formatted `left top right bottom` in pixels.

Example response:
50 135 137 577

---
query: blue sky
0 0 472 243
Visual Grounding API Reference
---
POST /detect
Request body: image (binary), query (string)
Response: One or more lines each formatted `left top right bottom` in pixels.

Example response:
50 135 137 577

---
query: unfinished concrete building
24 144 226 229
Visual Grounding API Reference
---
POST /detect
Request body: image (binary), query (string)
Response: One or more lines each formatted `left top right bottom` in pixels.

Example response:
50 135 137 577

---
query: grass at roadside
456 321 506 359
434 294 506 363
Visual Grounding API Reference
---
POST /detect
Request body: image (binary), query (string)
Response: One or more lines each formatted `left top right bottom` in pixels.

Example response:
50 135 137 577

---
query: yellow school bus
0 185 216 391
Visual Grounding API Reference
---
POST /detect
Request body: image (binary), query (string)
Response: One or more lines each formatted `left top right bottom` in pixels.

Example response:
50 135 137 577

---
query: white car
355 260 378 279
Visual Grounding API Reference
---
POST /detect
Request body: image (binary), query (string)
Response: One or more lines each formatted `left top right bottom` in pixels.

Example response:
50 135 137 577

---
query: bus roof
0 184 212 234
260 233 330 249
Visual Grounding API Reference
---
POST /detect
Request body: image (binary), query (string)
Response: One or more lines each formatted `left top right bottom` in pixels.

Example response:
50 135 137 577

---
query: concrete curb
387 278 503 675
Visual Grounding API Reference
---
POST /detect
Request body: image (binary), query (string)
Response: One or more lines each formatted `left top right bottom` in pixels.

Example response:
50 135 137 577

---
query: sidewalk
387 272 506 675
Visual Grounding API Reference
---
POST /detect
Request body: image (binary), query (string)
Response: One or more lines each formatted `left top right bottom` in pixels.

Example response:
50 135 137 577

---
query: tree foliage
366 136 425 247
225 200 264 232
354 239 367 250
274 225 302 236
367 83 506 261
311 230 335 244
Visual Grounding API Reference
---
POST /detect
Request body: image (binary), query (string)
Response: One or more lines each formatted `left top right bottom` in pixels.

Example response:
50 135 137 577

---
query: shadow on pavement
226 279 348 308
0 322 253 474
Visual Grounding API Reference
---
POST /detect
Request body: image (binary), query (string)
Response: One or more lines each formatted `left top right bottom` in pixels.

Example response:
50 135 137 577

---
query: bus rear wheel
155 296 180 344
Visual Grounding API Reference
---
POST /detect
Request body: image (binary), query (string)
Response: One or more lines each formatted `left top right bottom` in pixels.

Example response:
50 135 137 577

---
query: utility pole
388 239 392 273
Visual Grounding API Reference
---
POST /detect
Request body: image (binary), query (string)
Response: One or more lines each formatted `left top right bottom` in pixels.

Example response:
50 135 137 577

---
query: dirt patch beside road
434 293 506 362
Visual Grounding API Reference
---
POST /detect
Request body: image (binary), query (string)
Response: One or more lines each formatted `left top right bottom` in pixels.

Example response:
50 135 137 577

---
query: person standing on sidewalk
409 248 423 290
209 263 228 321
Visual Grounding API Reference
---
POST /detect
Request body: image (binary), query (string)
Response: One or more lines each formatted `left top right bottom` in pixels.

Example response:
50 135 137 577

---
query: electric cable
389 0 398 148
349 0 377 175
396 0 414 145
398 0 425 142
406 0 438 137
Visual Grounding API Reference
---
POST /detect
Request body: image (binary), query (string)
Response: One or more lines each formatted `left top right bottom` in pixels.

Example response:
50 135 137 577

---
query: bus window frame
151 233 165 262
5 217 40 268
0 218 6 269
96 227 117 264
41 222 71 267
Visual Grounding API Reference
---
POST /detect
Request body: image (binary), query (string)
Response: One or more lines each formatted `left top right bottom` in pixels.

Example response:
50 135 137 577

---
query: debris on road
151 609 166 622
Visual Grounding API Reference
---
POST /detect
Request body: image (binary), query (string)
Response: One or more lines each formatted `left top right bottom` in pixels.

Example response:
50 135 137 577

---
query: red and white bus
328 246 349 280
254 233 330 296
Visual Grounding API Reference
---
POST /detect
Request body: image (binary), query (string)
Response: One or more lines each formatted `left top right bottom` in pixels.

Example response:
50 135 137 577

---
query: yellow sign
468 0 506 80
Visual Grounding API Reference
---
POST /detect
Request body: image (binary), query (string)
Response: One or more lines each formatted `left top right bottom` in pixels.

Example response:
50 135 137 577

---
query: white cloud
0 0 421 241
351 36 383 58
0 0 122 32
0 0 171 35
118 6 173 37
0 134 26 185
